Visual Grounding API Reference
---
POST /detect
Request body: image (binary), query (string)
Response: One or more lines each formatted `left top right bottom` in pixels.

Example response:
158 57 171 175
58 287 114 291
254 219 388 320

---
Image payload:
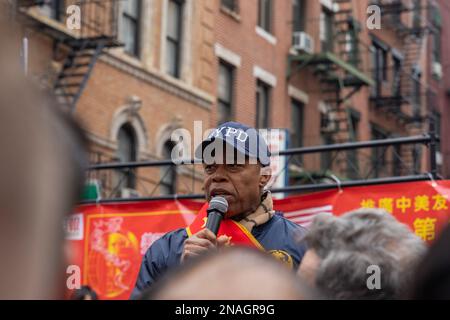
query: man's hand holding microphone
181 197 230 262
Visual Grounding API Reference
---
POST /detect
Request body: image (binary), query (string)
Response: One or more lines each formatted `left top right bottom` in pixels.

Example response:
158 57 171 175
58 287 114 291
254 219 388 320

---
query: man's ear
259 166 272 188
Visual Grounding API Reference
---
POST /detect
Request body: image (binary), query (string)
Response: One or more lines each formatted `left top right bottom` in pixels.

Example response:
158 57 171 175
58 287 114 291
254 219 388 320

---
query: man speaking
131 122 307 298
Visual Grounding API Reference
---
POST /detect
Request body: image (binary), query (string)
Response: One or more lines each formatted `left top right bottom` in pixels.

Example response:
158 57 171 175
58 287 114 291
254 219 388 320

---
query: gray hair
303 208 427 299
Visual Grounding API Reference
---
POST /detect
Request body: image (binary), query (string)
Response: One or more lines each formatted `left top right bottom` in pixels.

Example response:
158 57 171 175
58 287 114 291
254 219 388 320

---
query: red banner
66 180 450 300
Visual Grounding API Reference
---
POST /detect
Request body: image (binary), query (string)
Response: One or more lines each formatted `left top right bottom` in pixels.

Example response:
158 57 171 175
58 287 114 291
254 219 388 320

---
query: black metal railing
80 123 441 204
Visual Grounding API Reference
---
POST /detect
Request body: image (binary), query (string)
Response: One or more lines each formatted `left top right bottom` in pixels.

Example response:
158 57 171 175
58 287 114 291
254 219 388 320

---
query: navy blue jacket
131 212 307 299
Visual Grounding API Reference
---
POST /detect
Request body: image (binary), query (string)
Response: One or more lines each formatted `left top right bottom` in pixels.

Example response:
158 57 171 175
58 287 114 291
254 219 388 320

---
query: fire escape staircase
371 0 430 123
288 0 373 143
16 0 122 113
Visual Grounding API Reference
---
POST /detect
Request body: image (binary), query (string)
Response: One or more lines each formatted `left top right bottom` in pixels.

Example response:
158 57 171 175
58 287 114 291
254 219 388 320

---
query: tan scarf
237 191 275 233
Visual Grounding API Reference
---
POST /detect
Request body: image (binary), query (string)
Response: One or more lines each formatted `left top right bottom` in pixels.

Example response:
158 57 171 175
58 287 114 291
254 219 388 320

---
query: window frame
217 60 235 125
116 123 138 190
371 38 389 96
371 124 390 178
292 0 306 33
411 69 422 117
320 7 334 53
346 109 360 179
255 80 271 129
320 133 334 172
392 54 403 97
432 111 441 153
432 28 441 65
290 98 304 149
258 0 273 34
120 0 142 57
160 140 177 195
221 0 239 13
166 0 185 78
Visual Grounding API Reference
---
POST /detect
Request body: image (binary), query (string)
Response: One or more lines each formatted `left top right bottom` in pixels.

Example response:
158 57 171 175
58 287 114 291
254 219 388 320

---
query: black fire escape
288 0 374 144
16 0 121 112
369 0 430 124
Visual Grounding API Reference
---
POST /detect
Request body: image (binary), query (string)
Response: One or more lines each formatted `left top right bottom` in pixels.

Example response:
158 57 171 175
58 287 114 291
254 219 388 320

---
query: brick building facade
11 0 449 199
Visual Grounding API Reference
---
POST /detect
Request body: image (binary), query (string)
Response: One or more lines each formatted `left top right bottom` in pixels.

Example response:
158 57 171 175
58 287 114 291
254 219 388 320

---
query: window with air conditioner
221 0 238 13
292 32 314 54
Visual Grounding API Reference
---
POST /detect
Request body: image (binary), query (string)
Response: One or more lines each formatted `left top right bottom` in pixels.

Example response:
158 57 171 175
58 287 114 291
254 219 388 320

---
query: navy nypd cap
195 122 271 167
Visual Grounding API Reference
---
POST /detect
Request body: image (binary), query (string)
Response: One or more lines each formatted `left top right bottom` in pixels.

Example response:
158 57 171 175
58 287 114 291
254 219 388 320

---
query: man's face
202 156 271 218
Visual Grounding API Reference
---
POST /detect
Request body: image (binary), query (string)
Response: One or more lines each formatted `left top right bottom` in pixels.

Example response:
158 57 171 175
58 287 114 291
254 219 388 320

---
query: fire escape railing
16 0 122 112
80 124 441 204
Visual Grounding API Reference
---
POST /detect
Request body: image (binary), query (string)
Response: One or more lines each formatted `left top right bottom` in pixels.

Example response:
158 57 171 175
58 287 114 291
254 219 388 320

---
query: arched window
160 140 177 195
116 123 137 190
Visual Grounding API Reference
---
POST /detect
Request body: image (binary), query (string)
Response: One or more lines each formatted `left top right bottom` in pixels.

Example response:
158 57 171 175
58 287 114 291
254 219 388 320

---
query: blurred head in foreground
0 14 87 299
141 247 315 300
409 224 450 299
71 286 98 300
298 209 427 299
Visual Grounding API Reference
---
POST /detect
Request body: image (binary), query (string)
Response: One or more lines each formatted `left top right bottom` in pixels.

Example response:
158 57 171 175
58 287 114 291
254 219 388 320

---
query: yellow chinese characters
396 196 411 213
360 199 375 208
378 198 394 213
414 195 430 212
432 194 449 211
360 193 449 214
413 217 437 241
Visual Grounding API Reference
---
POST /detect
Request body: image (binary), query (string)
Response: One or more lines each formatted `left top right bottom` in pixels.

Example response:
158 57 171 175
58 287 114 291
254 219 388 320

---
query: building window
346 110 360 179
320 8 334 52
412 70 421 117
116 124 137 190
430 5 442 66
292 0 306 32
217 61 234 125
160 140 177 195
392 55 402 97
291 99 304 149
371 125 389 178
371 40 388 96
119 0 141 56
432 111 441 153
256 80 270 128
166 0 184 78
393 144 402 176
221 0 238 12
432 29 441 64
344 18 361 66
321 134 334 172
258 0 272 33
39 0 65 22
412 0 421 30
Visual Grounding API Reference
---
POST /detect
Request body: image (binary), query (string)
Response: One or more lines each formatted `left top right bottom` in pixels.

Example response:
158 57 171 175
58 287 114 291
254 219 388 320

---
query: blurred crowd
1 11 450 301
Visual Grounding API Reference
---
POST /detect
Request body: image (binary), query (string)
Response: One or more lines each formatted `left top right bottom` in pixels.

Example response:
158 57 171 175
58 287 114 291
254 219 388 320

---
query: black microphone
205 196 228 235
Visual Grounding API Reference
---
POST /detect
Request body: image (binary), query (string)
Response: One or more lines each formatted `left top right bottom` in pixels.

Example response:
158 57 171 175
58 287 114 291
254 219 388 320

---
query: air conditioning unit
121 188 140 199
292 32 314 54
432 62 442 79
320 111 337 133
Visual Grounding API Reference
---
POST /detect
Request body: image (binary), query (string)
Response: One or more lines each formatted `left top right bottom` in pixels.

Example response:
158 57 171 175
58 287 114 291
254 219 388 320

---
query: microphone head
208 196 228 214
